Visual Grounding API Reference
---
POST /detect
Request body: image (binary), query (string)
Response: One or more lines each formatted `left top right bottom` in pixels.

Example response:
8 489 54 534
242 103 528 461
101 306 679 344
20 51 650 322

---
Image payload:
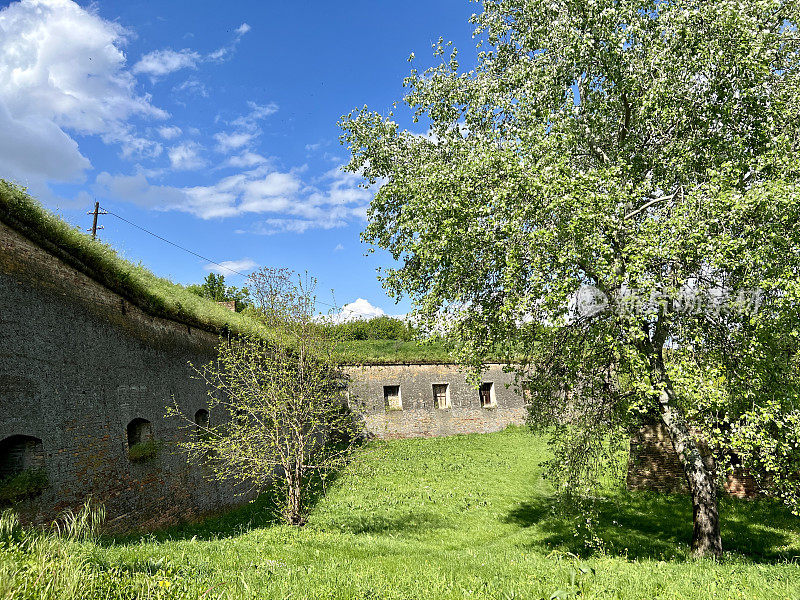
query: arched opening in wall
126 418 156 462
0 435 47 501
194 409 210 432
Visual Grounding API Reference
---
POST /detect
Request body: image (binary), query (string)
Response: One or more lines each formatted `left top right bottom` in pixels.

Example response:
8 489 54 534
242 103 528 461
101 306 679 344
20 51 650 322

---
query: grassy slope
2 428 799 599
0 180 269 340
335 339 454 364
0 181 453 365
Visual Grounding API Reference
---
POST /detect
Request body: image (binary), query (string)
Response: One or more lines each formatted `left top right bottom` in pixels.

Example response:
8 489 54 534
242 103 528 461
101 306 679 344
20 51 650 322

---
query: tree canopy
341 0 800 557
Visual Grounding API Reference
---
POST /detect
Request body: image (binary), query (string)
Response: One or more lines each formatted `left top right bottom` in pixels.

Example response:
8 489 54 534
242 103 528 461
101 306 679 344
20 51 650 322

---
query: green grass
0 470 48 504
336 338 455 364
2 428 799 599
0 180 270 340
128 441 160 463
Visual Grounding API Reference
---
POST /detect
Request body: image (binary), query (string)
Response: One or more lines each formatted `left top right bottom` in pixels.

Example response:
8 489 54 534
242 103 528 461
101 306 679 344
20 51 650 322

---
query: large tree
341 0 800 557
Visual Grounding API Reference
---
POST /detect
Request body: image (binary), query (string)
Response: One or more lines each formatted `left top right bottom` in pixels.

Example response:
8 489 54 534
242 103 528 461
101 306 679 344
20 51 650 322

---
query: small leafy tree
341 0 800 557
172 268 363 525
187 273 251 312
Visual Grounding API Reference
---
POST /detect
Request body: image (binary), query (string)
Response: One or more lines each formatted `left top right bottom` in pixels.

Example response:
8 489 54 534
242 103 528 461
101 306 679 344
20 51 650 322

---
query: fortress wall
0 220 246 530
345 363 527 439
0 217 528 530
627 422 758 499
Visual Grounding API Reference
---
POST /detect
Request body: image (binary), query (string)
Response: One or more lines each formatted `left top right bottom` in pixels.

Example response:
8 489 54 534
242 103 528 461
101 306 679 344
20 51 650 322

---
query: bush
0 469 48 503
328 316 417 341
128 440 159 462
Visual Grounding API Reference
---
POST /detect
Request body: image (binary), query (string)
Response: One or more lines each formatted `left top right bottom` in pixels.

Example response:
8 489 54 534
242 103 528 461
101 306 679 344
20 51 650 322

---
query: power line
98 205 367 316
100 205 251 278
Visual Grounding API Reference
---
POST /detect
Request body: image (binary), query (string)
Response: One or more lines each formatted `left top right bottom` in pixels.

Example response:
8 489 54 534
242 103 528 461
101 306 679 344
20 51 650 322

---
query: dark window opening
0 435 44 481
479 382 495 408
127 418 153 448
433 383 450 409
194 409 210 429
384 385 402 410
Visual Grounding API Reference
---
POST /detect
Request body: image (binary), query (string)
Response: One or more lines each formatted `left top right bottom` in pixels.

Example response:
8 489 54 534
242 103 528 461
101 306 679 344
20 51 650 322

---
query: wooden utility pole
87 201 107 239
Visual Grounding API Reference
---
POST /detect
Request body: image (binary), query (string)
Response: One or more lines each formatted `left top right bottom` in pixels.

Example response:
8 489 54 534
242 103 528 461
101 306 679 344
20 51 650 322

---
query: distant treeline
324 316 417 341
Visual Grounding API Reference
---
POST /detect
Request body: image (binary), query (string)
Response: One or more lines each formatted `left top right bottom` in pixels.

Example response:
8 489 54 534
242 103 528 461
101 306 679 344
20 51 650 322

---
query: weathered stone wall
345 363 527 439
626 422 758 498
0 220 246 530
0 218 529 530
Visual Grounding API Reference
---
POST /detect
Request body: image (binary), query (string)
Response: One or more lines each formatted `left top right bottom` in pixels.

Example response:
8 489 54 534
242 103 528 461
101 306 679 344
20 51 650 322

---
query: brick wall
626 422 758 498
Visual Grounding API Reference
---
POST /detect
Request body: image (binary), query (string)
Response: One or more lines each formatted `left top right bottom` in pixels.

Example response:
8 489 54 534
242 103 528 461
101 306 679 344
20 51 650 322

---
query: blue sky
0 0 477 317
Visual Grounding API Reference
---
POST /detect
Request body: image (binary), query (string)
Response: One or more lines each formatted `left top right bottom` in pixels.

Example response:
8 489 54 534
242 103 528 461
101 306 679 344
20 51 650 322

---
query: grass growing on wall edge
0 180 270 340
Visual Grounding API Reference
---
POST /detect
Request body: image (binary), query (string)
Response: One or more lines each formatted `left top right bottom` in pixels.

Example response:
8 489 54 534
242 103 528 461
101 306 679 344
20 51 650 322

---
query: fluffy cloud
0 0 166 194
168 142 205 171
173 78 208 98
94 171 188 209
133 49 200 78
0 99 90 184
335 299 387 322
225 151 268 168
214 131 255 152
158 126 182 140
203 258 257 275
230 101 279 130
93 164 375 230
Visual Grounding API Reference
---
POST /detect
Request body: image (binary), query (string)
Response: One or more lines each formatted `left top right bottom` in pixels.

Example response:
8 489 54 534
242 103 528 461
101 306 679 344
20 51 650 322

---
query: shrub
0 469 48 503
128 440 159 462
327 316 417 341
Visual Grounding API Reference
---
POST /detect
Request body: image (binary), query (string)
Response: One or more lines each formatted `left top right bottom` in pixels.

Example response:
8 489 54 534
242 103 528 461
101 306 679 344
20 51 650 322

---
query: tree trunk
650 347 722 558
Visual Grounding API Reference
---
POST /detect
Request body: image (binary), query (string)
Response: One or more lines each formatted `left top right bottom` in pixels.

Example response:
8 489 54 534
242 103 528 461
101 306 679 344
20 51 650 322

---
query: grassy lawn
2 427 799 599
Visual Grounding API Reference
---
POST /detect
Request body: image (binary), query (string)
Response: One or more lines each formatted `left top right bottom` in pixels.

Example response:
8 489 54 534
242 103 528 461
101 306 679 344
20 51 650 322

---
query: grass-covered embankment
2 427 799 599
0 180 268 339
335 338 454 364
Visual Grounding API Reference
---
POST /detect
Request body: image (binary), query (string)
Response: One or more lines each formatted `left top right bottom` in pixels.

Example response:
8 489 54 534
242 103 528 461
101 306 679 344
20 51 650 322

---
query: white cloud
335 299 386 322
214 131 255 152
231 101 279 130
225 151 268 168
334 243 344 251
93 164 376 228
0 0 166 195
94 171 189 209
133 48 200 78
204 258 257 275
0 99 91 184
158 126 182 140
253 217 346 235
173 78 208 97
137 21 252 78
168 142 205 171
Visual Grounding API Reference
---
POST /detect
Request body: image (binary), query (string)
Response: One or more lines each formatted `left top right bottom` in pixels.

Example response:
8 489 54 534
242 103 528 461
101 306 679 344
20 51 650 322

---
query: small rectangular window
432 383 450 409
479 382 496 408
384 385 402 410
522 380 534 405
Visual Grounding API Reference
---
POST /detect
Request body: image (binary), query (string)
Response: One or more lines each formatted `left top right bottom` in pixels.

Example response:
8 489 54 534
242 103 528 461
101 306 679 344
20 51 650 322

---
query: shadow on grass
100 447 354 546
506 490 800 562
